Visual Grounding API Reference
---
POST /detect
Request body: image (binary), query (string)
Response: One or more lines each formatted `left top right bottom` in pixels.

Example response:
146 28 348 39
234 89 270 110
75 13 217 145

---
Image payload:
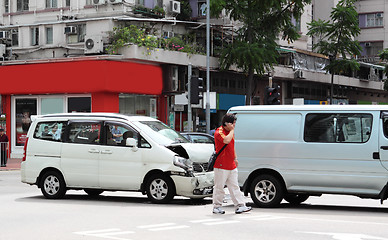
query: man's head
222 113 237 130
0 129 4 135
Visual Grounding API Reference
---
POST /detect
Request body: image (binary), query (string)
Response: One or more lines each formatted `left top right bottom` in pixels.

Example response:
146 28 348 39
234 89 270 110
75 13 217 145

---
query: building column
91 92 119 113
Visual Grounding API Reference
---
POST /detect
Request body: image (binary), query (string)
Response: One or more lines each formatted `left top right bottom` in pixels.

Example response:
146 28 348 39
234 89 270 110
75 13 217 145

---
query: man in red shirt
212 113 252 214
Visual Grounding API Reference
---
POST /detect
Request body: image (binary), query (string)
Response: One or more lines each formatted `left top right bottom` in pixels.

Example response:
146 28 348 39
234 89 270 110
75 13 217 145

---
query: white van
229 105 388 207
21 113 214 203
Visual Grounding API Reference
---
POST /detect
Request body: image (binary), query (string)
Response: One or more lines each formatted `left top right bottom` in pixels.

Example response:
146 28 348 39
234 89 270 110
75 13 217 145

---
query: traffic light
190 77 204 104
264 84 280 105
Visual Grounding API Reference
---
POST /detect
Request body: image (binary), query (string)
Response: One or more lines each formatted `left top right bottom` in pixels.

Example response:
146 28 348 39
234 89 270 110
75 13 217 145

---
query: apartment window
363 41 383 57
46 0 58 8
17 0 29 11
66 0 70 6
67 24 86 44
31 27 39 46
5 0 9 13
11 29 19 47
292 16 301 32
154 0 163 7
198 1 206 16
46 27 53 44
366 13 383 27
136 0 144 5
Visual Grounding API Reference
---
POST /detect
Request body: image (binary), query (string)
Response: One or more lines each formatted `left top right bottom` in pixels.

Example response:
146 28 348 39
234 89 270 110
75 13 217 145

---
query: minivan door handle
88 149 100 153
381 146 388 150
101 150 113 154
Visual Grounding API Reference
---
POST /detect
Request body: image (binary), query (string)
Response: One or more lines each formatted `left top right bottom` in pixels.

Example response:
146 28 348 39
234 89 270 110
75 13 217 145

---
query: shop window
46 27 53 44
68 97 91 113
17 0 29 11
119 94 154 117
15 99 37 146
46 0 58 8
31 27 39 46
41 98 63 115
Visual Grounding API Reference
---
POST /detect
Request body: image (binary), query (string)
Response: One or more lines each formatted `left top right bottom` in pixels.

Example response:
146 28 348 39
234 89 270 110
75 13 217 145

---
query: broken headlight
173 156 193 172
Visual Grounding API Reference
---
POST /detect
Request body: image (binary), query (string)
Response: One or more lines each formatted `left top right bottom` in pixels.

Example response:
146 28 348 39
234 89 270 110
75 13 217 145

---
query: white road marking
203 220 240 225
137 223 189 231
297 231 388 240
149 225 190 231
137 223 176 229
74 228 135 240
189 218 223 223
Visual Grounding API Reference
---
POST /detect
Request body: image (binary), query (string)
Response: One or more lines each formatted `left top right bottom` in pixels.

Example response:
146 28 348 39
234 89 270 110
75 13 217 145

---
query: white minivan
229 105 388 207
21 113 214 203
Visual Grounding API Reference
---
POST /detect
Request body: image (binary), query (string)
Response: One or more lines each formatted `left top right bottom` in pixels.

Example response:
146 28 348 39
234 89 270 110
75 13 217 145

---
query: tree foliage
307 0 361 74
211 0 311 105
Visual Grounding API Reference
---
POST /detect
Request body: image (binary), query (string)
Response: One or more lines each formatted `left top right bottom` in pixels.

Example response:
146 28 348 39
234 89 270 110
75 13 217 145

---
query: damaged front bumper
171 171 214 198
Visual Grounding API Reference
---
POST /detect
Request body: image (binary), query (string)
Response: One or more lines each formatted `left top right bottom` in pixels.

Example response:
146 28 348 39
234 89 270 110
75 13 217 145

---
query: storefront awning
0 59 163 95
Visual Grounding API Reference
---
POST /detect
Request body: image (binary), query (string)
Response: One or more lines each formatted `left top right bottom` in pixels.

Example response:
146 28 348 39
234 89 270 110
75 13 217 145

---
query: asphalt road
1 170 388 240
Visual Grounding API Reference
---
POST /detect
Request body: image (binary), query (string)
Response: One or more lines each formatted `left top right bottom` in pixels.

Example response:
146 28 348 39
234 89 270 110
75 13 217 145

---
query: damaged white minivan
21 113 214 203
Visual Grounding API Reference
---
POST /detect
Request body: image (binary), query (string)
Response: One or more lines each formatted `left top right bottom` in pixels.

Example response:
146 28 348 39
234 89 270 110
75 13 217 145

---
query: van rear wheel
250 174 284 208
146 174 175 204
284 193 309 205
40 171 67 199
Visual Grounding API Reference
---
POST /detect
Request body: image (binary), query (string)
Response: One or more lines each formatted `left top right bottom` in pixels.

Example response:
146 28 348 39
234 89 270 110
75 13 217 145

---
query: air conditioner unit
108 0 123 3
64 26 77 35
84 35 104 54
171 65 179 91
376 13 383 18
294 69 303 79
0 31 9 39
170 0 181 14
93 0 105 5
365 42 372 47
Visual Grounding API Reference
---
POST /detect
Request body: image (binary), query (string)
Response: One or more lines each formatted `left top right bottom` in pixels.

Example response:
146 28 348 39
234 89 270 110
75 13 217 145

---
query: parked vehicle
21 113 214 203
229 105 388 208
181 132 215 144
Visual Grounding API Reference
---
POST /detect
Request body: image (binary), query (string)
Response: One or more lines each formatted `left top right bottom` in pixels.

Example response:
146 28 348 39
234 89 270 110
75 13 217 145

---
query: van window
33 121 67 142
304 113 372 143
67 122 101 144
104 122 150 148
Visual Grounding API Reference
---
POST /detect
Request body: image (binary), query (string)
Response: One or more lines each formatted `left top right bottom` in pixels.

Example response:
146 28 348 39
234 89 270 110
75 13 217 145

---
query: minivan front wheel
40 171 67 199
250 174 284 208
146 174 175 204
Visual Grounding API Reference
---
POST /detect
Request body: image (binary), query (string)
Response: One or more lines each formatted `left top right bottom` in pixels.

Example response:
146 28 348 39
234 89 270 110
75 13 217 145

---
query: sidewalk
0 158 22 171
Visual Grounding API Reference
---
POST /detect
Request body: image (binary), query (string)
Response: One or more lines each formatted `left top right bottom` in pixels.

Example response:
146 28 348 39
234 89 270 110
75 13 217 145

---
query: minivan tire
250 174 284 208
284 193 309 205
40 171 67 199
146 174 175 204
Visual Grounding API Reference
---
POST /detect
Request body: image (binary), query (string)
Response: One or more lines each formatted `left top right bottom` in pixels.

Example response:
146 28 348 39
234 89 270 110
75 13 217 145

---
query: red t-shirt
214 126 236 170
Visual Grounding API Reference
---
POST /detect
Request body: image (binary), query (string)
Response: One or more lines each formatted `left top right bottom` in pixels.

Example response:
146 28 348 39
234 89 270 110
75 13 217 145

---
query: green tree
378 49 388 91
211 0 311 105
307 0 361 104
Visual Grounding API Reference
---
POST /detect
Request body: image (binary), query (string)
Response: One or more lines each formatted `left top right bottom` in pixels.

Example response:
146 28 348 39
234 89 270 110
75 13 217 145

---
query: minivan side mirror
126 138 138 151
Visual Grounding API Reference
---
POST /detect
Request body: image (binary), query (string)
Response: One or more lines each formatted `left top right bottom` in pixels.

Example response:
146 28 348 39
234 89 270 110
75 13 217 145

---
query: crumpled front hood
167 143 214 163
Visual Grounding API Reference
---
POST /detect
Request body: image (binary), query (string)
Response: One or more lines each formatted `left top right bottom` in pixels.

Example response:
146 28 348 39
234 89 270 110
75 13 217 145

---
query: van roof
229 105 388 112
35 112 156 122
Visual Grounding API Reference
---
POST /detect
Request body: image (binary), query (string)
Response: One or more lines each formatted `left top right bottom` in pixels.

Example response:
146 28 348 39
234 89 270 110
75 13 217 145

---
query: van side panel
234 110 388 197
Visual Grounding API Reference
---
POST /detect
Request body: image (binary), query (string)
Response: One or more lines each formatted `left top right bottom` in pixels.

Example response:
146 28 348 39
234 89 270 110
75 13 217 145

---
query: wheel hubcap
43 175 60 195
255 180 276 203
150 179 168 200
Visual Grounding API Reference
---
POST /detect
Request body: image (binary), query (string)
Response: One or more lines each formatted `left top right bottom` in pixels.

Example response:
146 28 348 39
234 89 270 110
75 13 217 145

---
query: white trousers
213 168 246 208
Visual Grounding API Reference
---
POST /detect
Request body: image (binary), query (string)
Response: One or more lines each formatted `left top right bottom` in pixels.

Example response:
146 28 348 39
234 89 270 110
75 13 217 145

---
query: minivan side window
34 121 67 142
104 122 151 148
67 122 101 144
304 113 372 143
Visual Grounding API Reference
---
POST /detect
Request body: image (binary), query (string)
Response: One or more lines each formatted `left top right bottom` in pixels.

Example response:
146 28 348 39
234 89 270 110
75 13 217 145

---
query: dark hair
222 113 237 126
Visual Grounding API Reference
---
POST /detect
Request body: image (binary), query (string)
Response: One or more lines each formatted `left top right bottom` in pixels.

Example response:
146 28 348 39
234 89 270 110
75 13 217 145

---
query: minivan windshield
133 120 189 145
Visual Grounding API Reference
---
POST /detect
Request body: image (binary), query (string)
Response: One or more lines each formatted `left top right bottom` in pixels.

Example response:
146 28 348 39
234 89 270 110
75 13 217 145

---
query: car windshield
133 120 189 145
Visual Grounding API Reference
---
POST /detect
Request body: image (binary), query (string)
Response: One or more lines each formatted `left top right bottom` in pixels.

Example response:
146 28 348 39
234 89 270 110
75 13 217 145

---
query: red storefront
0 58 167 157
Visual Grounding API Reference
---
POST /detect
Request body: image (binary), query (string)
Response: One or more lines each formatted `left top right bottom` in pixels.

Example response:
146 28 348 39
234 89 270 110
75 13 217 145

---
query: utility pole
187 63 192 132
205 0 210 134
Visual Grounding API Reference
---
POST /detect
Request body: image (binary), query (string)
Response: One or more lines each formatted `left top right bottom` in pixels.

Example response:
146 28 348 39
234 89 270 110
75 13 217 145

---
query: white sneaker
235 205 252 214
213 207 225 214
